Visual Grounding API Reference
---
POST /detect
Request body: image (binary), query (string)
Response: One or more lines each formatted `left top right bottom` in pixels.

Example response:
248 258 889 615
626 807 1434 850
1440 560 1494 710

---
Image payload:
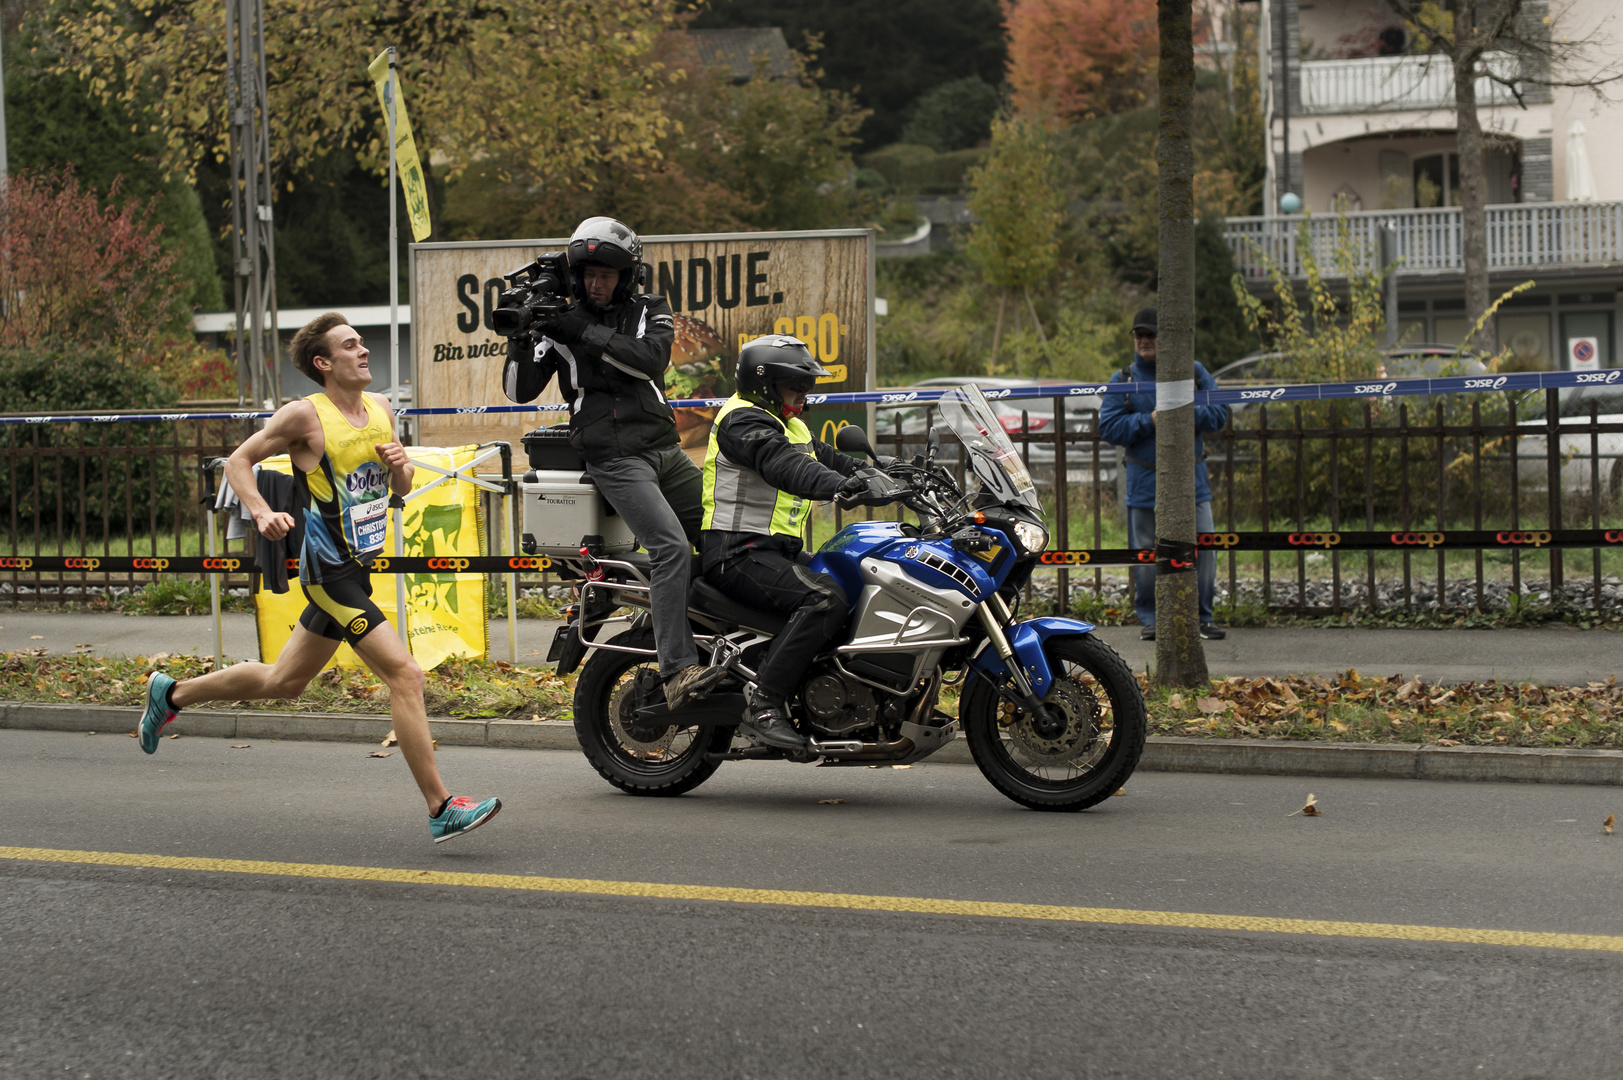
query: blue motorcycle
560 386 1147 811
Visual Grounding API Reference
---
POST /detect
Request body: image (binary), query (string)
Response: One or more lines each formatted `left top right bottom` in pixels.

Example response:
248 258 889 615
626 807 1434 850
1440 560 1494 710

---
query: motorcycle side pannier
520 470 637 556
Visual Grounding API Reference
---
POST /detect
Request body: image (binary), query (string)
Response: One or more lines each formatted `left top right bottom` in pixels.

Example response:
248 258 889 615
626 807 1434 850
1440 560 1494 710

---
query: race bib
345 497 390 556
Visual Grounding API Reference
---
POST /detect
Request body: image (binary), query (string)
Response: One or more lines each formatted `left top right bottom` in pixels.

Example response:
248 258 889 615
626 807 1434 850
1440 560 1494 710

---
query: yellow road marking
3 844 1619 953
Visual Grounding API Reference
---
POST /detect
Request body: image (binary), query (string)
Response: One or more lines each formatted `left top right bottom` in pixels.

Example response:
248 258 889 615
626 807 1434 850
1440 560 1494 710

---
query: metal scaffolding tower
225 0 280 407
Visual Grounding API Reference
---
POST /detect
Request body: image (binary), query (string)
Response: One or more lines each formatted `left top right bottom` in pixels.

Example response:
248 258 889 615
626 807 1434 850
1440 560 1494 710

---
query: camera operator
502 216 722 709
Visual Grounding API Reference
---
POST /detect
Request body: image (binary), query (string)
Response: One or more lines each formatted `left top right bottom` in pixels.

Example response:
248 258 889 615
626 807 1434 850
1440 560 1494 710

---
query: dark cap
1132 306 1158 334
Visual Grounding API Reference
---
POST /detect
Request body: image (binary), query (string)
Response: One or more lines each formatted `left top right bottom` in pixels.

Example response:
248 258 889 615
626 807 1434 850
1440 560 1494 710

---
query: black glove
539 305 594 346
836 473 869 500
835 468 904 510
506 335 536 368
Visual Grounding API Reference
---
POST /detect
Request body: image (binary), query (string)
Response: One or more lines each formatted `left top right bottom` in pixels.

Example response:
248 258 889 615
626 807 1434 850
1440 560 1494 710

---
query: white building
1227 0 1623 369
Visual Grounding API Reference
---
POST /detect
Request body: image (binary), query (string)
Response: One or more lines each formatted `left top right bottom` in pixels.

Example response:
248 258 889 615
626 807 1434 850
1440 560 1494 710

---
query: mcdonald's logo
68 557 105 570
1390 532 1446 548
0 557 33 569
506 557 552 570
1038 552 1093 565
1199 533 1242 549
1495 531 1553 548
427 558 470 571
201 558 242 571
1287 532 1341 548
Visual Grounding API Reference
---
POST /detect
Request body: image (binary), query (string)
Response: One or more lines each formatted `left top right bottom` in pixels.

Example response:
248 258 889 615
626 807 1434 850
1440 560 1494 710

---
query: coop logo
64 557 103 570
201 558 242 571
1606 531 1623 544
1288 532 1341 548
1199 533 1242 548
1496 530 1553 548
1574 370 1622 385
370 557 390 571
1390 532 1446 548
1356 382 1400 396
348 616 369 636
1462 377 1509 391
1136 549 1157 563
505 556 552 570
346 462 387 495
0 557 33 569
130 558 166 570
1240 387 1289 401
427 558 470 571
1039 551 1093 565
879 392 919 404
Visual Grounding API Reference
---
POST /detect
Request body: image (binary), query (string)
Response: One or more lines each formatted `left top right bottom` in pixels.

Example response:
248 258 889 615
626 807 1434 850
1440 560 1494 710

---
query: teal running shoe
430 795 502 843
138 671 178 754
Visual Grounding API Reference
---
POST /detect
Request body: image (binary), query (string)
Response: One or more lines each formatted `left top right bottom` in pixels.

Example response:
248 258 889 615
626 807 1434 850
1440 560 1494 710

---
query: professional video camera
490 252 571 339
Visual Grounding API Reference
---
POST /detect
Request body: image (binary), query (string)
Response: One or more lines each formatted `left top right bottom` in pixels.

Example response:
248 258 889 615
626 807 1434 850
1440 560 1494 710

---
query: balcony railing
1225 202 1623 280
1298 52 1522 114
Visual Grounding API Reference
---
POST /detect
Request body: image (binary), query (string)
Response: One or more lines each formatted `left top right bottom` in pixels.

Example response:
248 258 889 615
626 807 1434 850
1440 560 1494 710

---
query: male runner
134 312 501 843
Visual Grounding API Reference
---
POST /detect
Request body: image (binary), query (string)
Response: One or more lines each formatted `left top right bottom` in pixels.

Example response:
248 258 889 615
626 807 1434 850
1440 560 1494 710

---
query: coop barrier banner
3 368 1620 426
253 446 489 672
9 529 1620 580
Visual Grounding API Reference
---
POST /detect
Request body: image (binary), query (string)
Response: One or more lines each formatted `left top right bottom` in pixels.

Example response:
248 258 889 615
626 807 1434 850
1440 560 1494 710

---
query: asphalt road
6 729 1623 1078
2 610 1617 684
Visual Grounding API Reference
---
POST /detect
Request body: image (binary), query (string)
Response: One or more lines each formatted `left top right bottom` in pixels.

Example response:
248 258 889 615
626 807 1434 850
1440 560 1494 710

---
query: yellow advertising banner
368 48 432 242
254 446 488 671
409 230 875 453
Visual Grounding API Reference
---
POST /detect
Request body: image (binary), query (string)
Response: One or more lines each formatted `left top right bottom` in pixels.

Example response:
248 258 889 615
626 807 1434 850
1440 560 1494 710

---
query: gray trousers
585 446 704 679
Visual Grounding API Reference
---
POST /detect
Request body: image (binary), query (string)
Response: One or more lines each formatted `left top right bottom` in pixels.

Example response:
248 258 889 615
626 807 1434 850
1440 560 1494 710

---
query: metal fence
3 391 1620 616
852 390 1623 616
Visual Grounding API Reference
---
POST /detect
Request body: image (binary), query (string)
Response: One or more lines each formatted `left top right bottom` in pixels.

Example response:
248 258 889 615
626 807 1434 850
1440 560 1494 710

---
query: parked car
1515 384 1623 497
873 376 1118 486
1211 345 1490 388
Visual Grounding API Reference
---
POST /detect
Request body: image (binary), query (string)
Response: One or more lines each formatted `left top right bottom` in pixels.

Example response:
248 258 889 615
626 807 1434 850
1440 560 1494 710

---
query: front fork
975 597 1063 734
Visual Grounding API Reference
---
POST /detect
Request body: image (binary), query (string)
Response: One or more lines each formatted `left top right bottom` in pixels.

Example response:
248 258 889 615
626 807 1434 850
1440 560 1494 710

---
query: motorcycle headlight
1013 520 1048 554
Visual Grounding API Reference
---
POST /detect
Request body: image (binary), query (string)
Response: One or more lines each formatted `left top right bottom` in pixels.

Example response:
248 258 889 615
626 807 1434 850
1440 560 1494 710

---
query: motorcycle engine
800 671 879 736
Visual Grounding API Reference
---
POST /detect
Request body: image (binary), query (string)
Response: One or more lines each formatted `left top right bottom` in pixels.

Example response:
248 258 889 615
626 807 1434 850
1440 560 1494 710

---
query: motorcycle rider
502 216 722 709
700 335 874 751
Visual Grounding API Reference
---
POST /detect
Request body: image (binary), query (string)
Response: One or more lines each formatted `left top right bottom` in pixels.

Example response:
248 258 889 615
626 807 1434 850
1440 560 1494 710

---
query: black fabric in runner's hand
1155 537 1198 574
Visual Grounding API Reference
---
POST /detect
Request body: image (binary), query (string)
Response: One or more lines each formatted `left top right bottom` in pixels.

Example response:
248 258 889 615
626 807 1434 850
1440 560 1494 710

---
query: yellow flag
367 48 432 242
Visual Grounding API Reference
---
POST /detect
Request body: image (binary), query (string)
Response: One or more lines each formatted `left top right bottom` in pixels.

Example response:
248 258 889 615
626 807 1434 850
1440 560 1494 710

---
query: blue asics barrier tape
0 369 1617 425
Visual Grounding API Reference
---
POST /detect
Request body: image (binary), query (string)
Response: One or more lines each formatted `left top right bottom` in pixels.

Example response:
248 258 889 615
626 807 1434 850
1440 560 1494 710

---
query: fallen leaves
381 731 398 748
817 799 846 805
230 744 250 749
1605 814 1615 836
368 751 392 758
1288 793 1321 818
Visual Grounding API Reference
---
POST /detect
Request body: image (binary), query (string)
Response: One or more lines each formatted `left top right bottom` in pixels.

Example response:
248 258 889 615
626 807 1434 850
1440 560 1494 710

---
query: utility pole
225 0 280 407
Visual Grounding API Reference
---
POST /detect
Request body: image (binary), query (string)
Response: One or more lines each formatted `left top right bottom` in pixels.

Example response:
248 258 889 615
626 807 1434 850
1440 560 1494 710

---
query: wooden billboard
410 229 876 454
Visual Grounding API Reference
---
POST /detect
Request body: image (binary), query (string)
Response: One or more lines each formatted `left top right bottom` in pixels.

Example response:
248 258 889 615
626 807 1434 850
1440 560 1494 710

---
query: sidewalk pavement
1 610 1616 686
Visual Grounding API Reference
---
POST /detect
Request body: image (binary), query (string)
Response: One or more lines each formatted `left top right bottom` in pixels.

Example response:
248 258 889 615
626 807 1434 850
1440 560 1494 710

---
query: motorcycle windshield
935 385 1042 512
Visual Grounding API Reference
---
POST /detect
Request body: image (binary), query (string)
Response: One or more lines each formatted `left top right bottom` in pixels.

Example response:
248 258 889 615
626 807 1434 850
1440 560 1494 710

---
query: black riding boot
741 687 807 752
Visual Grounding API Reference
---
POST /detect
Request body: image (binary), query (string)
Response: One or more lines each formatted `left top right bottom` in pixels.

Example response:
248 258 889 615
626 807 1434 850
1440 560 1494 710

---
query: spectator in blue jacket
1097 306 1229 642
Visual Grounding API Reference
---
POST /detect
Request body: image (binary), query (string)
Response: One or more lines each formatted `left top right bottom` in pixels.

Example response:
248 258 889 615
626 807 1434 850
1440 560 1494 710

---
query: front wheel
961 634 1147 811
573 629 733 797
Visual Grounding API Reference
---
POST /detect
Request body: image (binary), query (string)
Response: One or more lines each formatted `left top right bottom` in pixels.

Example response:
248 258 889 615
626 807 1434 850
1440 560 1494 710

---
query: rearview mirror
834 424 877 460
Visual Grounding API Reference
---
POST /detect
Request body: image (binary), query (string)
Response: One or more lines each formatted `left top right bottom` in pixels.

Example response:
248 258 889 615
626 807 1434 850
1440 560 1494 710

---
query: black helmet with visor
735 335 830 419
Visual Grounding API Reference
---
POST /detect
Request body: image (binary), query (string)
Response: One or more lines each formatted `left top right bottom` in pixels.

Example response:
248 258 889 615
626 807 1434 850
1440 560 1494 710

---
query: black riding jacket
501 294 678 464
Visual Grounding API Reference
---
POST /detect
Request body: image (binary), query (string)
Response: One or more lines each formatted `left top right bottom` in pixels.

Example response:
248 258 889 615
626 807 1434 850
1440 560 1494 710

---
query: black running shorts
298 568 387 645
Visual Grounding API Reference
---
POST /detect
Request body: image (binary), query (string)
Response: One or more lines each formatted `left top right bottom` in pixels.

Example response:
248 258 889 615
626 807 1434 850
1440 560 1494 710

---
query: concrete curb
7 702 1623 786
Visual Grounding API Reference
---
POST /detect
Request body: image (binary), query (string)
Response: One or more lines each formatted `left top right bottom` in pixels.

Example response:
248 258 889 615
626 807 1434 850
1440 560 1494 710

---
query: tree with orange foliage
1003 0 1159 120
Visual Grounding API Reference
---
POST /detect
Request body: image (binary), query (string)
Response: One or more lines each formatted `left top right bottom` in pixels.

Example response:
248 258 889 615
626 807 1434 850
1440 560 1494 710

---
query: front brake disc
1006 678 1102 765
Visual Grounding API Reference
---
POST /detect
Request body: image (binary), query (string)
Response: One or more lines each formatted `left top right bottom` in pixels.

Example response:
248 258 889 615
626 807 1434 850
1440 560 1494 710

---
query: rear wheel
573 629 731 796
962 634 1146 811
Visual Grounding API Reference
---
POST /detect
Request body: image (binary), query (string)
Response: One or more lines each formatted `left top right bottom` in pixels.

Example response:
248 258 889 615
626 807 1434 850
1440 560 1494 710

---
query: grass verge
6 651 1621 751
